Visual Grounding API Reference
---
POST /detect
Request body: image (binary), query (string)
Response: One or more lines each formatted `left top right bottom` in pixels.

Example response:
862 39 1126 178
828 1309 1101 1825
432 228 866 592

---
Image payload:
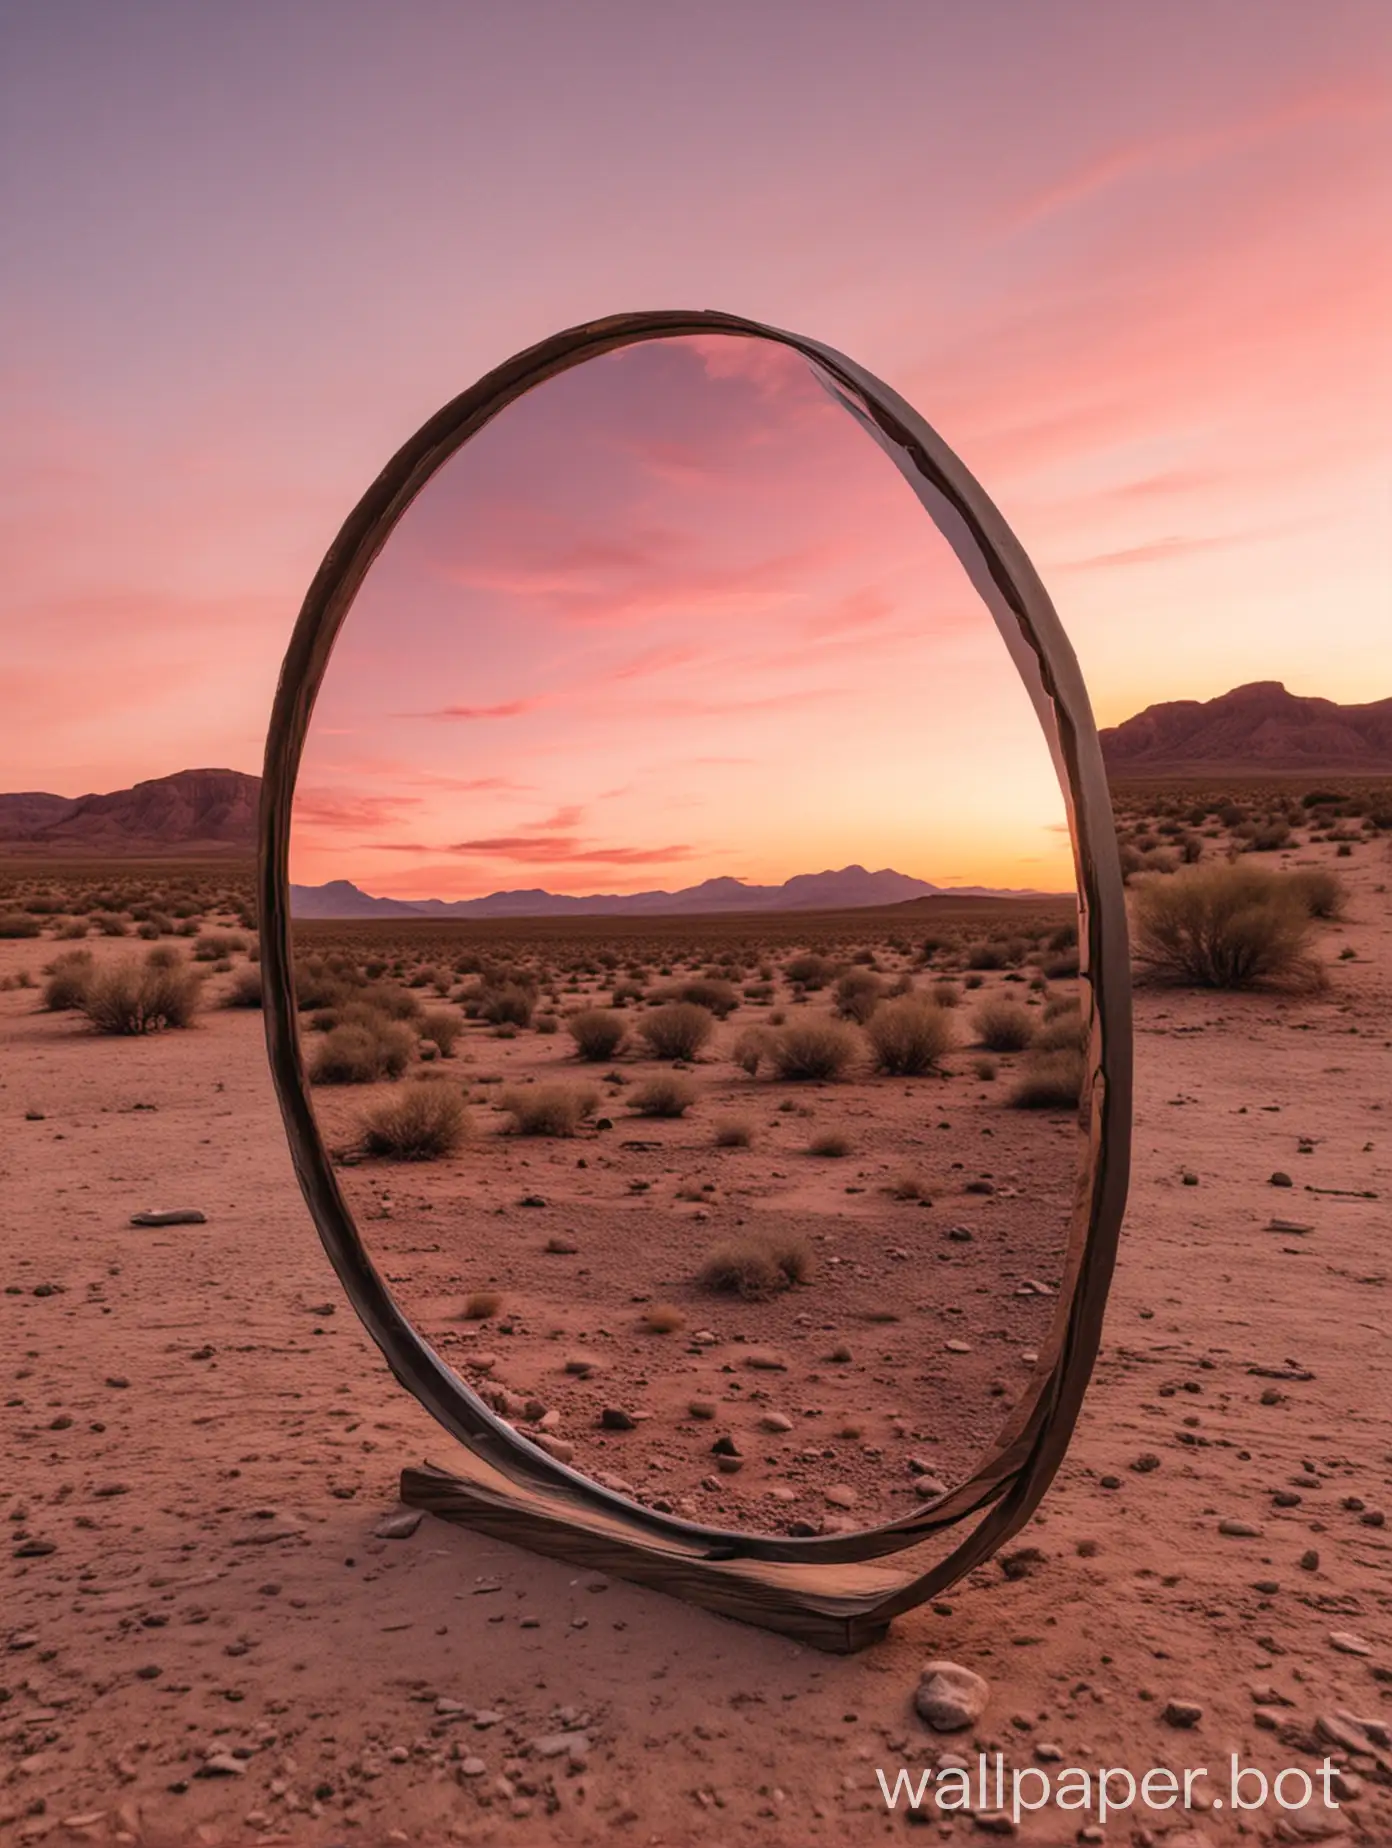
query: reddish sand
3 841 1389 1847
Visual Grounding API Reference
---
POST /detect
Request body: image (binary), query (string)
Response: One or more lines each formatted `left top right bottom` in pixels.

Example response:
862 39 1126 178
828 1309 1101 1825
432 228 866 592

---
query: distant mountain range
288 867 1053 920
0 769 258 853
1100 682 1392 773
4 680 1387 873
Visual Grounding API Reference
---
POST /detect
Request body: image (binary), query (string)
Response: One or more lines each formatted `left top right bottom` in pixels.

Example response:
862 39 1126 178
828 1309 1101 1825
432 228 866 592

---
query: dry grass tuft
885 1171 930 1200
499 1082 599 1136
309 1019 415 1084
1010 1049 1086 1110
866 997 955 1074
767 1019 860 1081
631 1074 698 1117
807 1131 851 1157
462 1290 503 1320
567 1007 628 1061
638 1002 714 1061
81 956 202 1034
361 1081 468 1159
973 999 1035 1052
641 1303 686 1334
713 1117 754 1147
418 1007 464 1056
698 1235 811 1298
1132 862 1326 990
834 968 882 1024
41 949 94 1011
1286 867 1346 919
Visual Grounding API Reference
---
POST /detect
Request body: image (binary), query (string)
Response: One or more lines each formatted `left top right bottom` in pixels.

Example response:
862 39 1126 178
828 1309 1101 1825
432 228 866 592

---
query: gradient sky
3 2 1389 879
295 334 1075 894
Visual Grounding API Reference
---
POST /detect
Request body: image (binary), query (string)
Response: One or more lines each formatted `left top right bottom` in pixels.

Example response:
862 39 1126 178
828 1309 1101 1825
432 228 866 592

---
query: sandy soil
2 842 1389 1847
319 972 1076 1535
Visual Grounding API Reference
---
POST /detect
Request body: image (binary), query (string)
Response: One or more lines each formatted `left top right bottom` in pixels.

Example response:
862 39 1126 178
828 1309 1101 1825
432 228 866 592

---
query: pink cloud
410 698 541 721
293 789 423 829
360 835 698 866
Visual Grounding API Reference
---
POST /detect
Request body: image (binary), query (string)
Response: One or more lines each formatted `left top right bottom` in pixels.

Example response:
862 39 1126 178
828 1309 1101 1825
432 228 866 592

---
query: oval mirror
260 312 1131 1646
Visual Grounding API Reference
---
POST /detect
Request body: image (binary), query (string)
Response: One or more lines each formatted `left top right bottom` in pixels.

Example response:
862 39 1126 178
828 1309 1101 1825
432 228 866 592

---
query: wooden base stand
400 1459 916 1654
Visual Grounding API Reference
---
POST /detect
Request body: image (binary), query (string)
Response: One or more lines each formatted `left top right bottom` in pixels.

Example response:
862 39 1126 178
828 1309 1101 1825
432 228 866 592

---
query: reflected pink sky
2 2 1388 861
295 336 1071 894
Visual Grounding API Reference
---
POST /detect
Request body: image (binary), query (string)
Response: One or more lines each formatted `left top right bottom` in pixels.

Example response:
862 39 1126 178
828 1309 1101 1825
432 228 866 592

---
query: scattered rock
196 1753 246 1777
914 1660 990 1732
1162 1699 1204 1728
374 1509 423 1540
1328 1631 1372 1656
130 1208 207 1226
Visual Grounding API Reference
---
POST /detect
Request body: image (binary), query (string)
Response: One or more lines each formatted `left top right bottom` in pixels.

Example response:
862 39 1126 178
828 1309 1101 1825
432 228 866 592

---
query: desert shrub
1046 922 1079 952
361 1081 468 1159
973 999 1035 1052
1035 1008 1087 1053
1286 868 1346 919
834 968 882 1024
699 1235 810 1299
1010 1049 1086 1110
479 981 535 1027
865 997 955 1075
499 1083 599 1136
92 912 129 936
807 1130 851 1157
631 1074 697 1117
224 965 263 1008
784 952 834 990
1132 862 1324 990
972 1054 998 1081
309 1020 415 1084
1041 949 1080 978
654 977 738 1018
0 914 41 938
930 979 961 1008
641 1303 685 1334
730 1026 775 1076
1246 821 1292 852
41 949 94 1010
568 1008 628 1061
56 919 90 940
192 930 246 961
611 979 645 1007
81 957 202 1034
767 1019 860 1081
144 943 182 970
883 1171 927 1202
417 1007 463 1056
357 981 421 1022
293 962 352 1011
742 979 775 1003
965 939 1011 971
714 1117 753 1147
638 1002 714 1061
463 1290 503 1320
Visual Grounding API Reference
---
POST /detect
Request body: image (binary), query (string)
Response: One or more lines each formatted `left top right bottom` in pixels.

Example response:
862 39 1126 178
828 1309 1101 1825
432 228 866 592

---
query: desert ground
2 779 1389 1847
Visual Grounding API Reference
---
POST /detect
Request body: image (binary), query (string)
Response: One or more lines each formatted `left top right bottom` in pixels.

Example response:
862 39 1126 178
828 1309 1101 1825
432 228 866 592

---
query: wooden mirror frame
258 310 1133 1651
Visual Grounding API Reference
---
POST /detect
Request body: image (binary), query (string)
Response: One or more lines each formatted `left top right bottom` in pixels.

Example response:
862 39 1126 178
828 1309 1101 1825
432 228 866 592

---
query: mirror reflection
288 335 1084 1537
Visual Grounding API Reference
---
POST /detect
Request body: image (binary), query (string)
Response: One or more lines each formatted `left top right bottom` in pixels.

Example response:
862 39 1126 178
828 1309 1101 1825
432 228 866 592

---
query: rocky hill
1100 682 1392 773
0 769 258 853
